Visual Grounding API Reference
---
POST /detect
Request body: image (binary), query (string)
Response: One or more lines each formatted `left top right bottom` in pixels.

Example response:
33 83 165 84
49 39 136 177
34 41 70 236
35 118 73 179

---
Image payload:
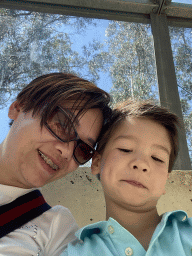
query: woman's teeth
38 150 59 170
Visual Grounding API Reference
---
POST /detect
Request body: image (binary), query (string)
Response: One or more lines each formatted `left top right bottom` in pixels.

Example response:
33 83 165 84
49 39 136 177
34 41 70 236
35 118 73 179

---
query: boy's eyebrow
152 144 170 155
115 135 170 155
115 135 136 141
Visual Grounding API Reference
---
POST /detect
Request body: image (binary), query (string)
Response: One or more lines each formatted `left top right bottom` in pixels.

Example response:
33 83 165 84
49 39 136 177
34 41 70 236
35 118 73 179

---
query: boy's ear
91 152 101 175
8 101 22 120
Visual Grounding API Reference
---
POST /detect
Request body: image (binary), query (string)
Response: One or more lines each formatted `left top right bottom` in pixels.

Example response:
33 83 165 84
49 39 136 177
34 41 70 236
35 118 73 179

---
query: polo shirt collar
76 210 189 242
161 210 188 222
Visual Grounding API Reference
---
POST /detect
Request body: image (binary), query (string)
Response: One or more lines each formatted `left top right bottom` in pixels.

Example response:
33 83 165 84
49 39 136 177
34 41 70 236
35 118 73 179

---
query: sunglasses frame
44 106 95 165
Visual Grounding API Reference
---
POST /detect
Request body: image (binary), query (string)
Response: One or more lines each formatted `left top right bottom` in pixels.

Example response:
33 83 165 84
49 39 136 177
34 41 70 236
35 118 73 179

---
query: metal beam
166 2 192 19
0 0 152 24
0 1 191 169
0 0 160 15
0 0 192 27
150 13 191 170
167 16 192 28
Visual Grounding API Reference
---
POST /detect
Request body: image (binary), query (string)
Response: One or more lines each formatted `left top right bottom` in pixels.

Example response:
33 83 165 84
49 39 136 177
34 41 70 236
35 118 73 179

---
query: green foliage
83 22 159 106
169 27 192 162
0 9 191 162
84 21 192 161
0 9 96 107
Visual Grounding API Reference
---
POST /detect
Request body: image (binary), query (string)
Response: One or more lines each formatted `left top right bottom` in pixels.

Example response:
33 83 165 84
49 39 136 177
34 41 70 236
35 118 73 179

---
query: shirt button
108 225 114 234
125 247 133 255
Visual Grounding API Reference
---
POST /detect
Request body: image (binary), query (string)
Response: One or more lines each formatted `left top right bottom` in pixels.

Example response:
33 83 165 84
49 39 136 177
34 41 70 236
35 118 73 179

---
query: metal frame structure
0 0 192 26
0 0 192 169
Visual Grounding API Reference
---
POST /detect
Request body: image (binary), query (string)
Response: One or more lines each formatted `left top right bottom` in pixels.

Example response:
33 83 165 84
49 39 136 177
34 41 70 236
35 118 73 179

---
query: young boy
61 99 192 256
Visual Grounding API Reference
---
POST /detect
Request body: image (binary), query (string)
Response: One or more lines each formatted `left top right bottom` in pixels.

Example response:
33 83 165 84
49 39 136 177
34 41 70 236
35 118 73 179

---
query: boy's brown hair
96 98 181 178
9 72 112 135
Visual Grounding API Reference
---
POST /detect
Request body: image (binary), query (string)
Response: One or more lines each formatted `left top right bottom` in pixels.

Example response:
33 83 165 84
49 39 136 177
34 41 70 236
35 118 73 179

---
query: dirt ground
42 168 192 227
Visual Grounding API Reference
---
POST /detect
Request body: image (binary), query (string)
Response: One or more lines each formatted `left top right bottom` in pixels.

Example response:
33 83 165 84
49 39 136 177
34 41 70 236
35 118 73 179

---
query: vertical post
150 13 191 170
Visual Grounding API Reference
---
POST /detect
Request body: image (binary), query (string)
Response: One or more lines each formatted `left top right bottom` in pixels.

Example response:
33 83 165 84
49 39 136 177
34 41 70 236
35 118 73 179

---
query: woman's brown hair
9 73 112 133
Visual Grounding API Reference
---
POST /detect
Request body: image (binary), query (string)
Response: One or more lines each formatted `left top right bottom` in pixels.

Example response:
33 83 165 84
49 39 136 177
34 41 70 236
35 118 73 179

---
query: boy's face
91 117 171 212
0 100 103 189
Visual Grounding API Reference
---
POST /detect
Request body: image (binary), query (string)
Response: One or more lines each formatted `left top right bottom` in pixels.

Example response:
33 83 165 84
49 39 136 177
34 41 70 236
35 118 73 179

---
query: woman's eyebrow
63 107 96 146
61 107 80 126
88 137 96 147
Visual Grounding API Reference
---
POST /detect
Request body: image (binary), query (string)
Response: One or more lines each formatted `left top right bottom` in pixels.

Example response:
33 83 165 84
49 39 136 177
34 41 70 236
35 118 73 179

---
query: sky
0 0 191 144
173 0 191 2
0 106 10 143
0 18 110 144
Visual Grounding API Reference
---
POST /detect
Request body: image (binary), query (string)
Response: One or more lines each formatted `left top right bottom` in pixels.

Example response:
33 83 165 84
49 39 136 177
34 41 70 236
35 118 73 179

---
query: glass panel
169 26 192 164
0 8 158 166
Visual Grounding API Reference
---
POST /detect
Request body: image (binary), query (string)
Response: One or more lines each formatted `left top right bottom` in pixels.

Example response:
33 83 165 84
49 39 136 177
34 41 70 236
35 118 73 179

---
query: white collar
0 184 41 205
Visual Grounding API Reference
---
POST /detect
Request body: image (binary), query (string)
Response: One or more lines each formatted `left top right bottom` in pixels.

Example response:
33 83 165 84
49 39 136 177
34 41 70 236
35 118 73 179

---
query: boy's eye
118 148 131 153
152 156 164 163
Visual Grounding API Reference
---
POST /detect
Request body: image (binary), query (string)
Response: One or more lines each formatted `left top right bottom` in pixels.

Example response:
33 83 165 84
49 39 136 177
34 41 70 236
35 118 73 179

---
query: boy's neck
106 201 162 249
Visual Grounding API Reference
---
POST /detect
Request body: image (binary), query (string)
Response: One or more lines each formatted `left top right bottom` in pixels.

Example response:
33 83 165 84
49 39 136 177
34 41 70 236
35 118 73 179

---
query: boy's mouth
124 180 146 188
38 150 59 171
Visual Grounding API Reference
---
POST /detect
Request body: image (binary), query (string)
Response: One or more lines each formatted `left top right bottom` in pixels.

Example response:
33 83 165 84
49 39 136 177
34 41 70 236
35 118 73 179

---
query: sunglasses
44 106 95 165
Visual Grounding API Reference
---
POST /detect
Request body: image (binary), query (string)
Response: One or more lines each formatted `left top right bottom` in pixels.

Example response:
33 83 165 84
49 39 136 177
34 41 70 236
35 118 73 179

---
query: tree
0 9 191 163
106 22 159 105
84 21 192 162
169 27 192 162
0 8 96 107
83 22 159 106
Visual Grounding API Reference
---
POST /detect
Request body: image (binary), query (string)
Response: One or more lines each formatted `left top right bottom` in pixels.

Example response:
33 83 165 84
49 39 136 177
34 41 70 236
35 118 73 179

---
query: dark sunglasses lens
74 142 95 164
47 109 76 141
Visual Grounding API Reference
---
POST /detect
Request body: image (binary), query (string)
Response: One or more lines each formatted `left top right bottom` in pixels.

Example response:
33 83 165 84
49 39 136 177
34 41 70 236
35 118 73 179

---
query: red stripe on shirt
0 195 46 226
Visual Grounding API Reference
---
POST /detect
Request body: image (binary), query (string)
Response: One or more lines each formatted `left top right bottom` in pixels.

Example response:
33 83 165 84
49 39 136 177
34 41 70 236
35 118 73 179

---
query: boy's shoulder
76 210 192 241
159 209 192 228
64 210 192 256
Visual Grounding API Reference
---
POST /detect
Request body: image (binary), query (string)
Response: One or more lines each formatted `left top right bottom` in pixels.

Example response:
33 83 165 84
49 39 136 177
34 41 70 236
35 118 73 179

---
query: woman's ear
8 101 22 120
91 152 101 175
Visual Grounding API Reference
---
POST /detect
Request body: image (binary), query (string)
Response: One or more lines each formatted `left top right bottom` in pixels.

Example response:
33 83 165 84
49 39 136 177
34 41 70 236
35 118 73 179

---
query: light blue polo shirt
61 210 192 256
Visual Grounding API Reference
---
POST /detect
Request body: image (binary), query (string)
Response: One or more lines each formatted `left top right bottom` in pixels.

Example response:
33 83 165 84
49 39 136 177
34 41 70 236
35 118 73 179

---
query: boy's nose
132 164 147 172
131 155 149 172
